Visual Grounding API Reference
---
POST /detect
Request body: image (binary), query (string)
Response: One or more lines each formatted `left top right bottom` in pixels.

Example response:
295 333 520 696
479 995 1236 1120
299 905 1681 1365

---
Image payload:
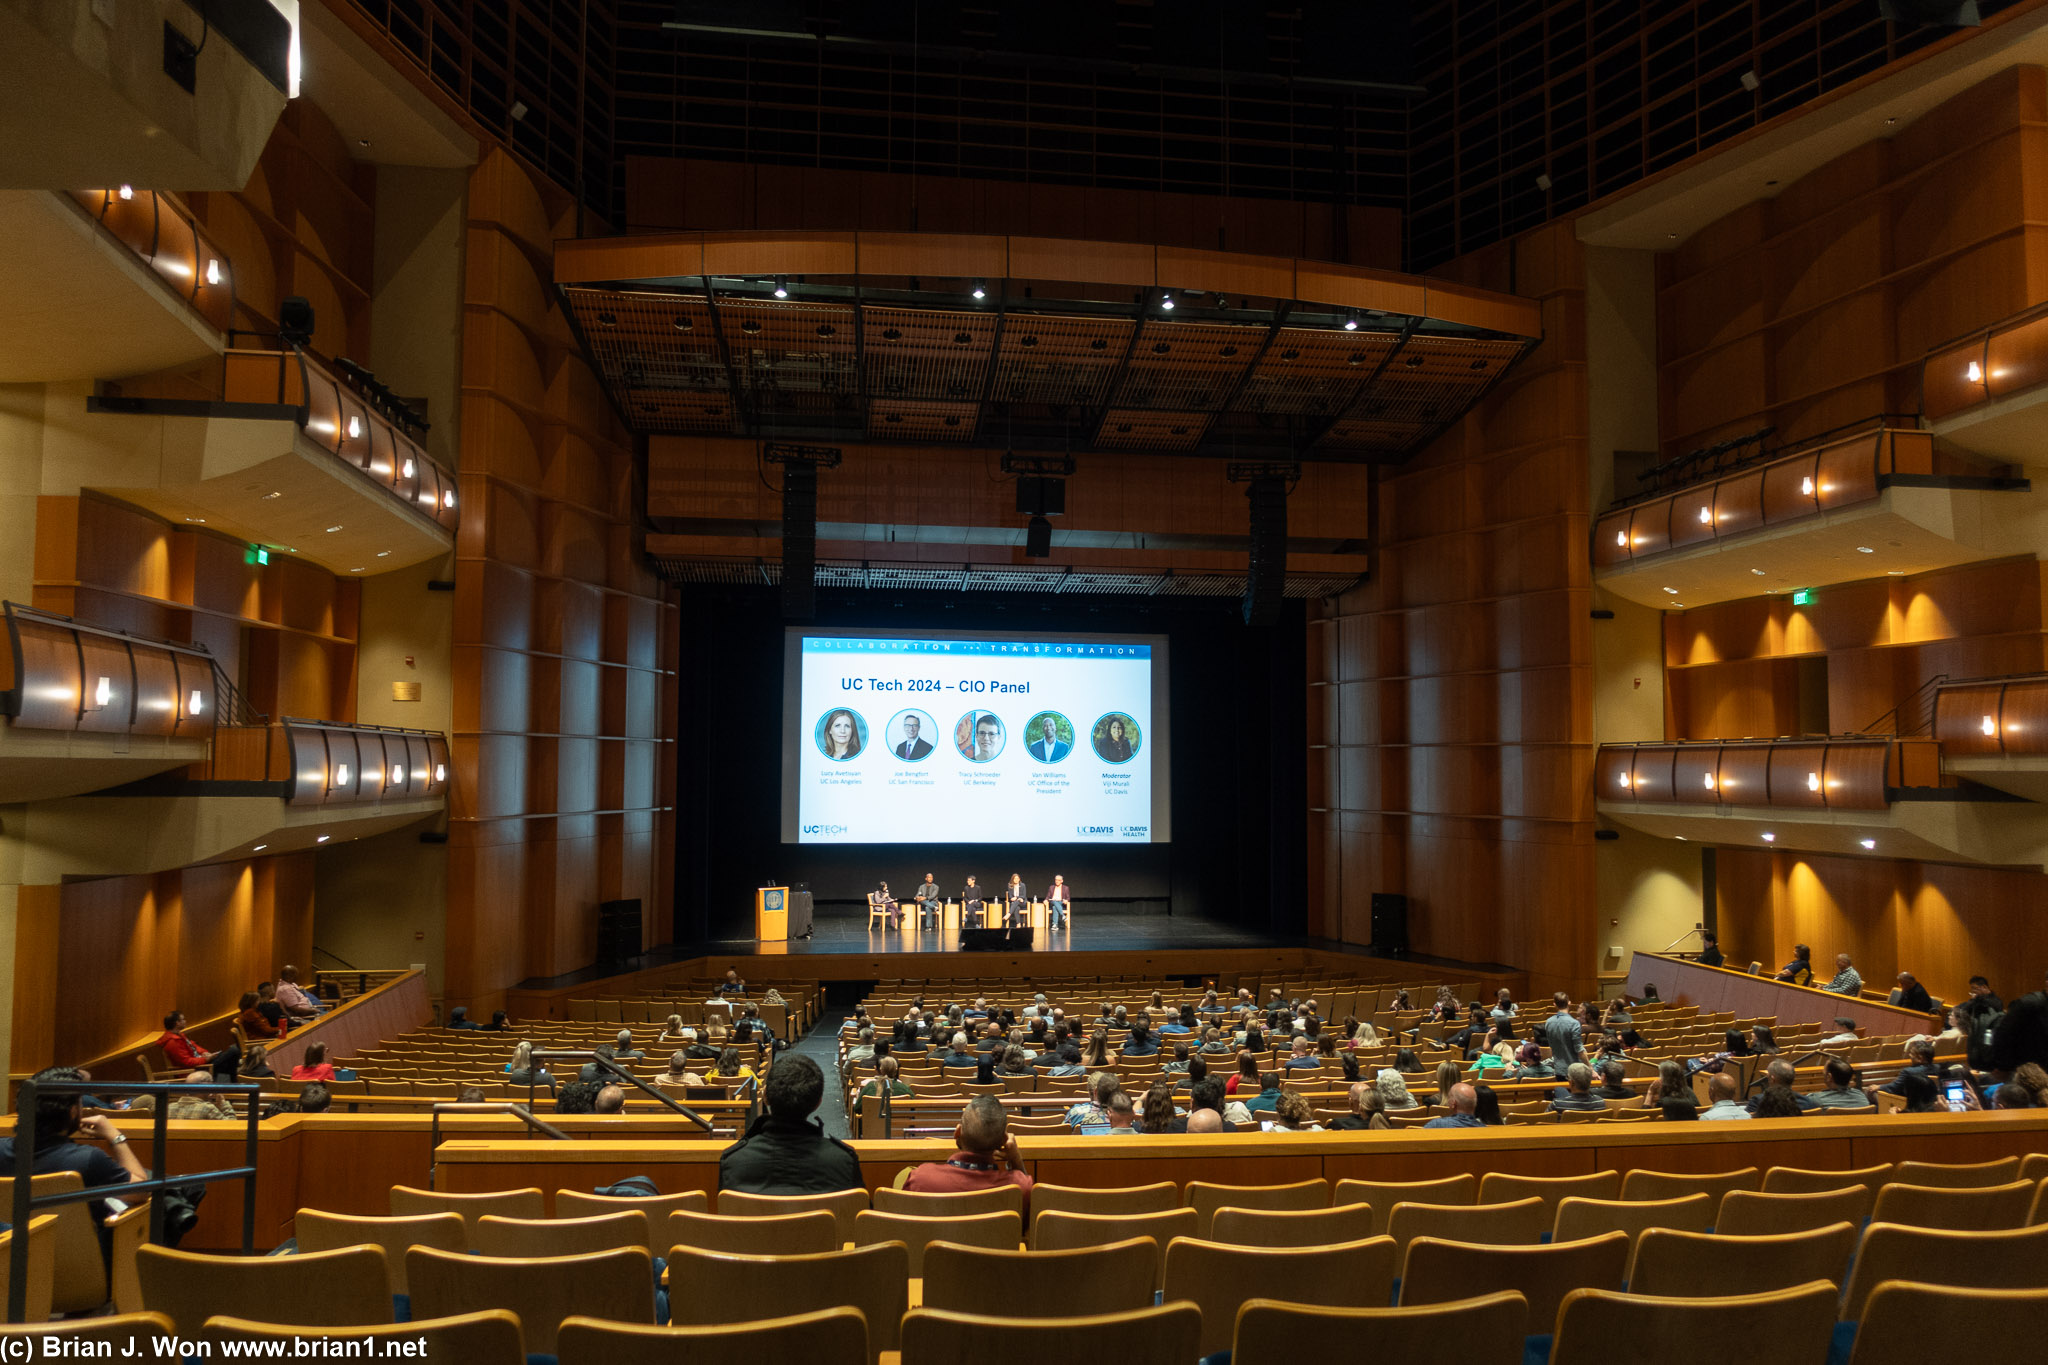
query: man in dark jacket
716 1054 862 1195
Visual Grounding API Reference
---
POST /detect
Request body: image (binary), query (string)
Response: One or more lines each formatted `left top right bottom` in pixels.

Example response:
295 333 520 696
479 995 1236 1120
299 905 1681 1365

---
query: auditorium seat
717 1188 870 1242
555 1188 710 1225
1333 1175 1476 1236
1208 1203 1377 1247
1028 1181 1179 1219
665 1243 908 1365
1760 1164 1892 1195
1386 1197 1549 1258
557 1307 867 1365
1889 1157 2022 1188
205 1310 524 1365
1161 1236 1398 1357
669 1208 839 1256
1184 1178 1328 1236
1839 1221 2048 1321
1844 1283 2048 1365
1230 1292 1528 1365
0 1216 56 1323
921 1238 1157 1316
1717 1187 1875 1236
1031 1208 1198 1283
1867 1179 2037 1231
1399 1232 1630 1326
139 1245 392 1338
851 1209 1019 1272
406 1246 652 1354
872 1185 1024 1217
900 1302 1199 1365
1626 1224 1858 1300
1552 1193 1714 1246
0 1314 172 1361
1478 1170 1622 1220
474 1210 649 1258
293 1211 467 1293
1619 1166 1761 1214
390 1185 545 1238
1549 1281 1837 1365
0 1173 130 1315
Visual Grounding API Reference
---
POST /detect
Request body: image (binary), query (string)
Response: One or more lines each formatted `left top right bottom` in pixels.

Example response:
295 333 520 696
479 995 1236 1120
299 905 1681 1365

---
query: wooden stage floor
719 908 1272 957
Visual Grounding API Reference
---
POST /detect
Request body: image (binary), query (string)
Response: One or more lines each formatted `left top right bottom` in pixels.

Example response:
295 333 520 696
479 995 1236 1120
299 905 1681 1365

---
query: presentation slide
781 630 1170 844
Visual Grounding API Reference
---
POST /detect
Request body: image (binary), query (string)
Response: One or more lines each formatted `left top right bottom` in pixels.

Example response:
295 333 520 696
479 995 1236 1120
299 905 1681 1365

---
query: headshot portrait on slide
888 708 937 761
955 710 1005 762
1025 711 1074 763
1091 712 1141 763
814 707 867 761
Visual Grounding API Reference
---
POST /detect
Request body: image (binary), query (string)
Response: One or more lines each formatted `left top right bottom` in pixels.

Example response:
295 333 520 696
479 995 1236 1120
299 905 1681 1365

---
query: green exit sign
1791 588 1813 606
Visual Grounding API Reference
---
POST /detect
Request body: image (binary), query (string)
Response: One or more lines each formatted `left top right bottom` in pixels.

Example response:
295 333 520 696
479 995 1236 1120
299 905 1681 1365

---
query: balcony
0 188 232 382
1595 736 2048 869
1592 426 2040 610
81 345 458 574
1933 674 2048 803
1924 304 2048 465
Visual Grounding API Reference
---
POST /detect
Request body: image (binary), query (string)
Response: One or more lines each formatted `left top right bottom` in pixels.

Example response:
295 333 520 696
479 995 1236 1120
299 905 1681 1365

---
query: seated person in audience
1186 1108 1226 1134
1821 953 1864 997
677 1027 718 1062
297 1083 332 1115
1243 1072 1286 1115
1199 1026 1233 1056
170 1072 236 1121
1968 975 2004 1012
1444 1002 1490 1054
1746 1059 1817 1114
1509 1041 1553 1082
661 1051 705 1087
592 1085 625 1115
1694 930 1724 967
613 1029 647 1061
1593 1059 1635 1100
240 1044 274 1079
1225 1051 1261 1097
1774 944 1816 986
1122 1023 1159 1058
1065 1071 1121 1128
659 1013 690 1043
1472 1083 1504 1125
905 1095 1033 1208
1267 1091 1321 1132
1161 1005 1197 1036
237 991 281 1041
1163 1042 1193 1076
290 1041 336 1082
1137 1081 1180 1134
1806 1058 1870 1108
1159 1077 1235 1133
158 1012 213 1069
1551 1063 1606 1112
1698 1072 1751 1119
485 1010 511 1031
1687 1028 1751 1074
1103 1090 1139 1134
1750 1025 1781 1055
840 1027 877 1079
719 1055 861 1195
1822 1017 1864 1046
1041 1043 1085 1077
556 1080 600 1114
504 1041 555 1094
1423 1082 1484 1129
1898 1070 1949 1114
858 1056 912 1102
714 1047 755 1085
964 996 990 1021
254 982 291 1036
998 1045 1034 1077
209 1045 245 1092
448 1007 480 1030
1083 1030 1118 1069
943 1031 979 1068
1432 1059 1462 1102
1330 1080 1391 1131
1892 972 1935 1013
1469 1040 1515 1078
1285 1037 1320 1071
1490 988 1519 1025
1879 1037 1940 1096
579 1043 617 1083
456 1086 489 1104
273 965 325 1019
975 1020 1007 1055
1376 1069 1420 1111
0 1067 147 1219
1643 1059 1696 1117
718 970 747 997
1393 1046 1422 1073
1752 1085 1805 1118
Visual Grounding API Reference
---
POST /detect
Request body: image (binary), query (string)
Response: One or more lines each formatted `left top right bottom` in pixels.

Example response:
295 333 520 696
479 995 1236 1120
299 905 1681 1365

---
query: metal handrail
1608 413 1921 511
528 1050 716 1133
9 1078 261 1322
1861 673 1951 737
426 1103 568 1184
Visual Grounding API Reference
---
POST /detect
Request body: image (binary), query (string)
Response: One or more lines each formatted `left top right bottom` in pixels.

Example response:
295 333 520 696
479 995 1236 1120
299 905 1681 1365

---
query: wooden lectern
755 886 789 941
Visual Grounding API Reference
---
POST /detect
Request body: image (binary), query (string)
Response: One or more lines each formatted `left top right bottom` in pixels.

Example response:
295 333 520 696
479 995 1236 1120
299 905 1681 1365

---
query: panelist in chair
961 876 985 917
1003 873 1028 927
1045 874 1072 930
870 881 900 929
914 872 941 929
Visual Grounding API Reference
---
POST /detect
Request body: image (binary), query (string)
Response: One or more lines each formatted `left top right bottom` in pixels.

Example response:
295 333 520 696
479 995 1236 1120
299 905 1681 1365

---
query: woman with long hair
1084 1029 1114 1069
1227 1049 1261 1097
1096 716 1134 762
1140 1081 1178 1133
820 708 862 759
1751 1024 1781 1055
1473 1084 1504 1125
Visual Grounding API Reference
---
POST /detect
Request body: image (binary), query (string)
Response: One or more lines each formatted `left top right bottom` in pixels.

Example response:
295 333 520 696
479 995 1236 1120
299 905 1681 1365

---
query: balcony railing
1595 738 1894 811
282 718 450 807
1932 675 2048 758
66 188 236 333
0 602 217 741
1924 302 2048 421
219 348 460 533
1593 425 1932 571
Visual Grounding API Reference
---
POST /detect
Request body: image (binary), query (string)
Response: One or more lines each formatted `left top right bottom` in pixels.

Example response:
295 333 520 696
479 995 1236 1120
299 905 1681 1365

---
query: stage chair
900 1303 1198 1365
1161 1236 1398 1358
1386 1197 1549 1259
205 1310 524 1365
1840 1221 2048 1322
1844 1282 2048 1365
474 1211 648 1259
851 1209 1019 1273
669 1209 838 1256
871 1186 1025 1218
1399 1232 1630 1326
1029 1182 1179 1220
1760 1164 1892 1195
1717 1187 1876 1237
1231 1292 1526 1365
922 1237 1156 1316
1184 1179 1328 1237
1889 1157 2022 1188
558 1308 866 1365
1619 1166 1761 1215
1031 1208 1198 1283
1550 1281 1836 1365
1875 1175 2040 1233
390 1186 544 1240
1209 1203 1377 1248
666 1243 908 1365
294 1211 467 1294
406 1246 651 1355
716 1188 869 1242
1626 1224 1858 1300
1333 1175 1476 1238
138 1245 391 1339
866 893 888 930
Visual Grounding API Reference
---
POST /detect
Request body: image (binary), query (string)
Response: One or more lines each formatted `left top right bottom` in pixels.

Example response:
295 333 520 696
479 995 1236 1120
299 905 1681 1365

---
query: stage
726 906 1271 956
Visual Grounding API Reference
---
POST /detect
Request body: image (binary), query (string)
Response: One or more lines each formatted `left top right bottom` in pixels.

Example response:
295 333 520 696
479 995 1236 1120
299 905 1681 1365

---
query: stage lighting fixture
971 279 988 299
1160 292 1175 311
278 295 315 348
1025 515 1053 558
772 276 789 298
1343 313 1360 331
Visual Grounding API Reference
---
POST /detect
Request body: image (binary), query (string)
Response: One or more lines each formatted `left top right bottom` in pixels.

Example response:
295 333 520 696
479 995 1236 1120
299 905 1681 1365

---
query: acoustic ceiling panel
1109 320 1265 411
1239 327 1401 416
1094 409 1213 452
867 399 982 440
986 312 1135 408
864 306 995 403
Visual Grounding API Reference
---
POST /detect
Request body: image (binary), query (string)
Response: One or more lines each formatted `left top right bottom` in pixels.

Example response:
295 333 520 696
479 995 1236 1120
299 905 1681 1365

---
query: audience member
484 1011 512 1032
904 1095 1034 1209
1243 1072 1285 1115
457 1086 488 1104
1541 992 1583 1078
273 966 324 1019
1893 972 1935 1013
1424 1083 1483 1128
504 1041 555 1094
592 1085 625 1114
1329 1081 1389 1131
1898 1070 1946 1114
1746 1059 1817 1114
613 1029 646 1061
1104 1090 1139 1134
1694 930 1723 967
1138 1081 1179 1134
297 1083 332 1115
1593 1059 1634 1100
290 1041 335 1082
1775 945 1815 986
1472 1083 1504 1125
1065 1072 1120 1128
1822 1017 1863 1046
169 1072 235 1121
717 1054 861 1194
1186 1108 1224 1134
448 1007 479 1030
1269 1091 1321 1131
1165 1077 1236 1133
1752 1085 1805 1118
1699 1073 1751 1120
1551 1063 1605 1112
1226 1051 1261 1097
857 1056 911 1101
237 992 281 1041
1806 1058 1868 1108
0 1068 147 1218
1751 1025 1781 1055
1375 1069 1418 1111
555 1080 599 1114
1879 1037 1939 1096
1821 954 1863 997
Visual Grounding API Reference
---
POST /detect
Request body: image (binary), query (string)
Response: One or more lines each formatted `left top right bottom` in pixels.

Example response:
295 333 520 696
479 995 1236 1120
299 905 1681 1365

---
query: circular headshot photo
886 708 938 762
814 707 867 761
1091 712 1141 764
1024 711 1075 764
954 710 1005 763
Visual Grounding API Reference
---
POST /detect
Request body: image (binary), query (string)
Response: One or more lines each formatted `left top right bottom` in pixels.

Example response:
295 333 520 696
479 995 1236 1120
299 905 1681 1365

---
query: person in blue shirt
1243 1072 1284 1114
1121 1023 1159 1057
1160 1005 1196 1036
1284 1037 1321 1070
1423 1083 1486 1128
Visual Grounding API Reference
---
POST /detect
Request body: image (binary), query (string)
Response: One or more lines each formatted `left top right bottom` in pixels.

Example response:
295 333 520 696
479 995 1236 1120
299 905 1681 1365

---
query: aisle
786 1006 854 1138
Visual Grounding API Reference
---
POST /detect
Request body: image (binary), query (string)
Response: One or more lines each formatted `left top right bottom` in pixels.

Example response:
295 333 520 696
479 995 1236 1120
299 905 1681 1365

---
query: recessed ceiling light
1886 569 1904 575
1856 546 1874 554
1860 839 1876 850
326 525 343 533
351 567 364 573
1761 832 1776 842
1672 602 1685 607
1662 587 1679 594
1674 835 1686 840
1751 568 1766 576
252 844 267 852
376 551 391 557
185 517 205 523
316 835 331 843
261 491 281 500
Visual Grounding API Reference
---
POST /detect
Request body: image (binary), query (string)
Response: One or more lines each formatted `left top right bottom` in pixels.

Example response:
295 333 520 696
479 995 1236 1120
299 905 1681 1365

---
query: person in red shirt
289 1040 336 1082
902 1096 1033 1212
238 992 281 1040
158 1012 212 1069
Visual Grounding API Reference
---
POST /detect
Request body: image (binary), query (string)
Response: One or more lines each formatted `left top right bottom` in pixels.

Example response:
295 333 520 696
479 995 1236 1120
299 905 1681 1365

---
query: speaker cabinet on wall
1370 892 1409 956
1243 476 1288 626
781 461 817 619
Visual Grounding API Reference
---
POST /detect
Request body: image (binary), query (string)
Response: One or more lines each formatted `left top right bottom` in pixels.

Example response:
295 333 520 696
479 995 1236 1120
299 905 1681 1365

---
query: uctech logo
803 824 850 836
1076 825 1113 835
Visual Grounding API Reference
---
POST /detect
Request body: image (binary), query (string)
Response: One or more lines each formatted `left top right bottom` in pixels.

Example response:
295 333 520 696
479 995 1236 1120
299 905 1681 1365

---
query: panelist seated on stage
913 873 942 927
868 882 900 929
1045 875 1072 929
961 876 984 909
1002 874 1028 926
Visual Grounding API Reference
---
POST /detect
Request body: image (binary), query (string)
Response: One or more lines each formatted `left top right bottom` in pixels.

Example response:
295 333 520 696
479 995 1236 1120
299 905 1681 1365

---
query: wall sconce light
1800 476 1814 496
345 415 362 440
1698 505 1712 524
433 763 447 783
1618 772 1632 788
441 488 456 509
205 259 221 286
1703 772 1716 790
402 457 415 478
1966 360 1984 383
1615 531 1628 546
1982 715 1998 736
87 676 112 711
1806 772 1821 792
331 762 352 788
186 689 204 717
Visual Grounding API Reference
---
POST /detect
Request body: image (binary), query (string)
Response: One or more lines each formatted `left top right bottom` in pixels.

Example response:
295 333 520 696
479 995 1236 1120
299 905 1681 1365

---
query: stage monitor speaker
1370 892 1408 956
781 461 817 619
961 926 1031 952
1243 476 1287 626
595 897 642 967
